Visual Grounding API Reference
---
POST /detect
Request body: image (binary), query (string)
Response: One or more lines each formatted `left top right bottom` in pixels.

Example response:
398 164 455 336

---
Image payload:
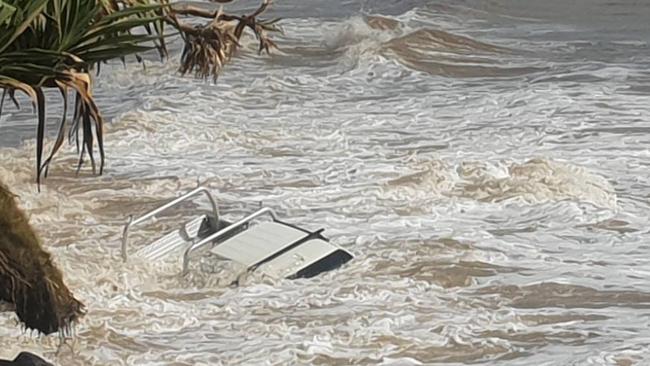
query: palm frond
0 1 17 26
0 0 165 187
1 0 281 187
0 0 49 53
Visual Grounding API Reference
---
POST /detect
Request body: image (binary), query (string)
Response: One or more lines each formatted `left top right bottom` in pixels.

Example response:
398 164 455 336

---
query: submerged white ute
121 187 354 279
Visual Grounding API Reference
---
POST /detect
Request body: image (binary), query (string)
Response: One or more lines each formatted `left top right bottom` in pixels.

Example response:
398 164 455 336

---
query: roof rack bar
182 207 278 275
121 186 219 262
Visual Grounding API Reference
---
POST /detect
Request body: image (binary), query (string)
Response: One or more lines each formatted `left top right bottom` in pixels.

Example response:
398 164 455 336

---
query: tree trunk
0 180 84 335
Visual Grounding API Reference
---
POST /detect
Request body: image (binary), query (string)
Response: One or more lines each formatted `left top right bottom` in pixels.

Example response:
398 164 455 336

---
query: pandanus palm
0 0 279 335
0 0 168 335
0 0 280 187
0 0 167 187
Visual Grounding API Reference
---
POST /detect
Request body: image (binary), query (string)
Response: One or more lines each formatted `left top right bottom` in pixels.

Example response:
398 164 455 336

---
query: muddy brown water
1 0 650 364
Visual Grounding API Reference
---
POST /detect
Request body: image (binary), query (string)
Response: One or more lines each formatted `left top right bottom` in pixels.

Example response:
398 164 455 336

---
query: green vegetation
0 0 280 186
0 0 280 335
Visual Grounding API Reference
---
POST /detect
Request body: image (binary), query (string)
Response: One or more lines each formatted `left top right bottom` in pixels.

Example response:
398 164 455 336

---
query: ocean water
1 0 650 364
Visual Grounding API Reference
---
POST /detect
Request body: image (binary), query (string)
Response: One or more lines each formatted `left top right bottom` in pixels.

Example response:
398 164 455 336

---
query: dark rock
0 352 53 366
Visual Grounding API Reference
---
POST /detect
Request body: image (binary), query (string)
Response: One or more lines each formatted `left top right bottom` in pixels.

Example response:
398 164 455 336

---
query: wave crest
386 158 617 209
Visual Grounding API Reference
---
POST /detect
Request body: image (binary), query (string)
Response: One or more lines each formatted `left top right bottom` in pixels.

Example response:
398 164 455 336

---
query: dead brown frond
54 71 106 178
179 24 231 81
176 0 281 81
1 71 106 189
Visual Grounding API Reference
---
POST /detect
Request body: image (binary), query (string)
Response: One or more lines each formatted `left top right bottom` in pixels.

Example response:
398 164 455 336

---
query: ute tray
121 187 353 279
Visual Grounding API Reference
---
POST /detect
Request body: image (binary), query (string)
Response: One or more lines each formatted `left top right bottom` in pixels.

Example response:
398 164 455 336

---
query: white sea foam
1 2 650 365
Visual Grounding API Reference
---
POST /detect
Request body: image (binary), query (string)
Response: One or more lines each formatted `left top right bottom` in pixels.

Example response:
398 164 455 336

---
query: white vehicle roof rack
121 187 353 279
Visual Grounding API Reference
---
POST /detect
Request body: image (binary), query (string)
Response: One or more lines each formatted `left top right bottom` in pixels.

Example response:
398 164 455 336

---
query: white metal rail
121 187 219 261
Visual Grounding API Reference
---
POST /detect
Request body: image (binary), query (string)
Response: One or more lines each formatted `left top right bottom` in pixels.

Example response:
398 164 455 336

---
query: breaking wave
283 13 542 77
2 1 650 365
385 158 617 210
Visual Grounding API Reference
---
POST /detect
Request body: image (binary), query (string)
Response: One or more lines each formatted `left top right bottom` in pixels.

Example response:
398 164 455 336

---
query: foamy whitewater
1 0 650 364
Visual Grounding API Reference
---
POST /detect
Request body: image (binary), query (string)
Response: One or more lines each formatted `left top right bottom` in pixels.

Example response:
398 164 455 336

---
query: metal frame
182 207 278 275
121 187 219 261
